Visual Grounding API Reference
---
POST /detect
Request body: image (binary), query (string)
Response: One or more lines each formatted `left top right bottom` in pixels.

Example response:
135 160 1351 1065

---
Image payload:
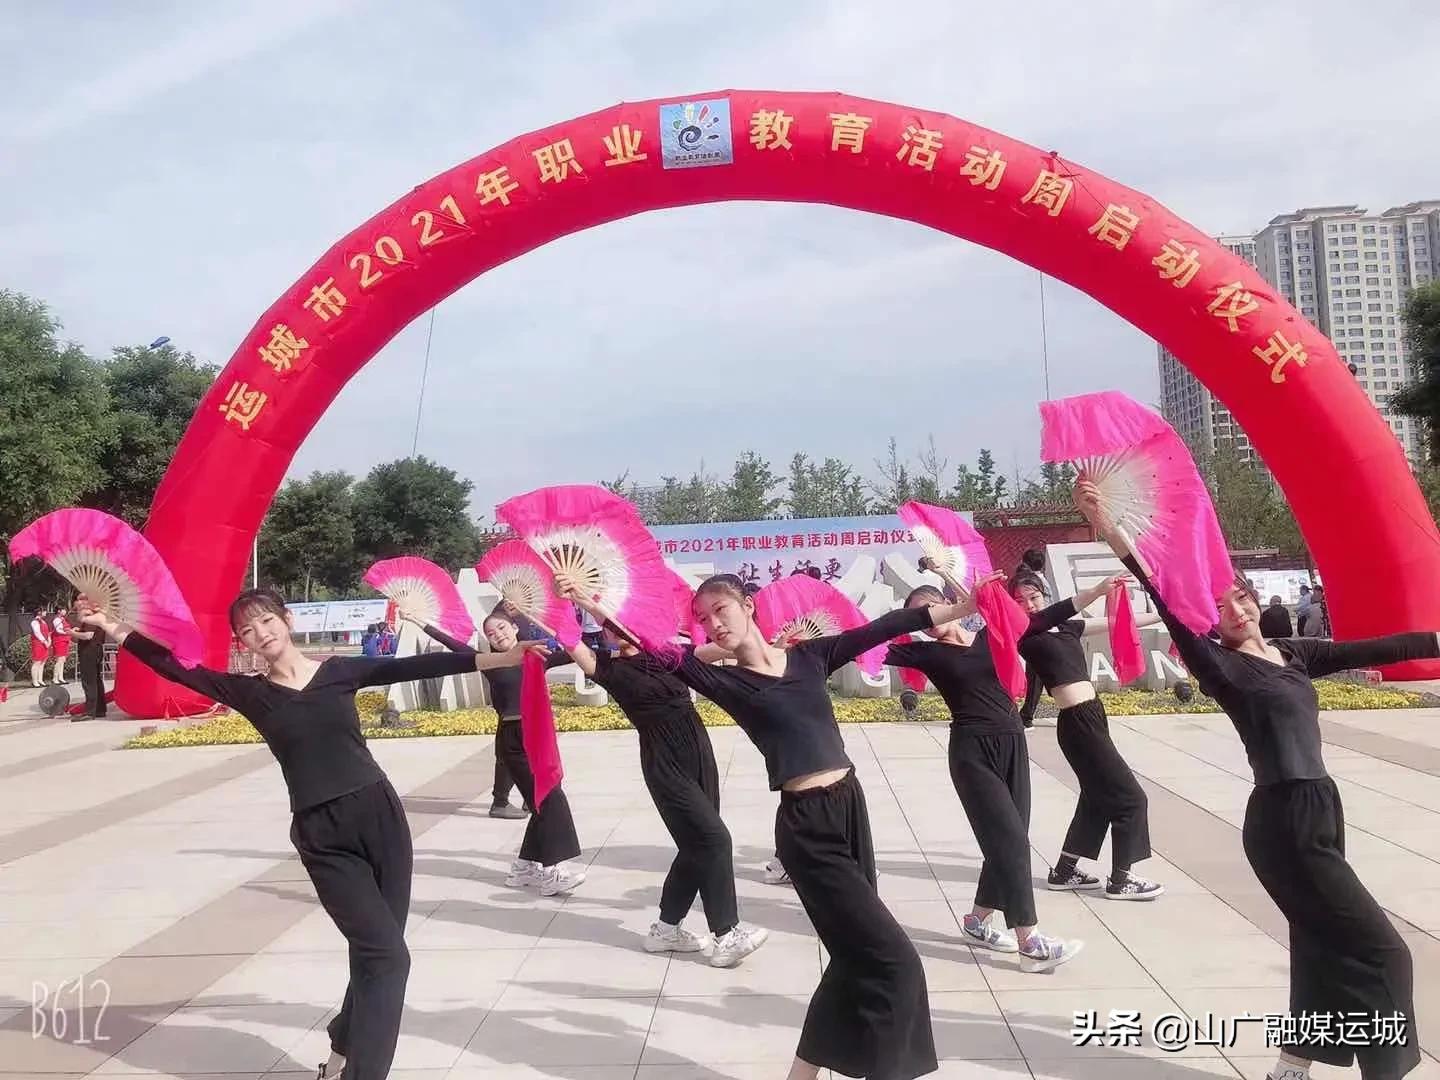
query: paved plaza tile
1 693 1439 1077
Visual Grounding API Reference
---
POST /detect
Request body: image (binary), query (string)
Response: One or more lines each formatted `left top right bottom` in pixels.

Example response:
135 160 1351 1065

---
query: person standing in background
1296 585 1314 636
29 607 51 688
1259 597 1293 639
71 596 107 719
50 607 74 685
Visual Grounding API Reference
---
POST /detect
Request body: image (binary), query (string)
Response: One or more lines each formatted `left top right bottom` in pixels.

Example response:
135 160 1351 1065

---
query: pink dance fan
8 509 204 667
898 501 994 588
496 485 678 652
520 650 564 808
1106 583 1145 686
754 575 885 677
475 541 579 647
363 556 475 643
668 570 706 644
1040 391 1231 634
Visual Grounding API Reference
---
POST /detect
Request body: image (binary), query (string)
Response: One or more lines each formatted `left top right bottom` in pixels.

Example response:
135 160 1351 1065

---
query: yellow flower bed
122 678 1429 749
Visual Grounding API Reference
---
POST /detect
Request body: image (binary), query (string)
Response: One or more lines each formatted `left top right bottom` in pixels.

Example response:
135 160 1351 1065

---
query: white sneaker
538 865 586 897
642 921 706 954
709 924 770 968
762 858 791 887
961 914 1019 953
504 859 541 888
1019 933 1084 973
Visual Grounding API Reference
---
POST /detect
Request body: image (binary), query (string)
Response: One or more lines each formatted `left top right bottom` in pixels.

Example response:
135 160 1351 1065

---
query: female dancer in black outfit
1012 571 1165 899
1075 479 1438 1080
405 608 585 897
589 572 945 1080
885 566 1084 974
83 589 539 1080
550 585 769 966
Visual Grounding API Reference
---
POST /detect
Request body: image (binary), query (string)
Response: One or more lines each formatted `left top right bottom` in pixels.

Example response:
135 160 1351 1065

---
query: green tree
89 343 218 526
1390 281 1440 462
720 451 782 522
869 438 913 513
788 453 870 518
1018 461 1077 505
0 292 109 611
259 471 361 599
651 468 721 525
950 449 1009 509
352 457 481 571
1204 444 1309 561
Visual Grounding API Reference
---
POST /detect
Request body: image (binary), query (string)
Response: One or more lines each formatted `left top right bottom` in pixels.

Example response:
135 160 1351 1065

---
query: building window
1343 223 1357 232
1366 264 1379 272
1346 288 1361 297
1363 224 1376 233
1331 276 1343 285
1329 224 1340 233
1364 238 1378 246
1369 303 1382 311
1345 263 1360 270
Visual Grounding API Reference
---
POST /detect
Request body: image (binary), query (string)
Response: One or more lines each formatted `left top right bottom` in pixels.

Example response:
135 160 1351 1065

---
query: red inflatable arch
122 90 1440 716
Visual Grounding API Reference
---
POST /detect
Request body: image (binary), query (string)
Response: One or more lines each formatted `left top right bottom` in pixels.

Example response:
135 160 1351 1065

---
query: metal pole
252 537 259 588
1039 271 1051 400
412 308 437 457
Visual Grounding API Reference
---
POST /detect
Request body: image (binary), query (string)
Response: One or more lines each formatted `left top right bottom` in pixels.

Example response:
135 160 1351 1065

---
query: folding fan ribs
475 541 579 646
1040 390 1232 633
897 501 994 589
363 556 474 643
753 575 885 677
496 485 678 651
8 508 204 667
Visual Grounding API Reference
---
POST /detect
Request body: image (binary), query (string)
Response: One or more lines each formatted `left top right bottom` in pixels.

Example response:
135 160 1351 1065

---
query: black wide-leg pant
1244 778 1419 1078
948 727 1037 928
642 714 738 935
291 779 411 1080
1056 699 1151 869
777 770 937 1080
495 718 580 866
492 755 517 807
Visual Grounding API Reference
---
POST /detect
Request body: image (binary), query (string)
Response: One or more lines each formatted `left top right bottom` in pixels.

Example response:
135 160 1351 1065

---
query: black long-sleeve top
418 623 567 721
1018 599 1091 692
592 651 699 732
123 631 481 812
886 628 1023 737
670 607 932 789
1122 554 1440 785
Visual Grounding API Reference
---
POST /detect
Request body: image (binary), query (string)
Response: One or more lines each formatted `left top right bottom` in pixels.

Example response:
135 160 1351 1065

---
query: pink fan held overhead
8 509 204 667
753 575 886 677
363 556 475 643
897 502 994 590
475 541 580 647
496 485 678 653
1040 391 1232 634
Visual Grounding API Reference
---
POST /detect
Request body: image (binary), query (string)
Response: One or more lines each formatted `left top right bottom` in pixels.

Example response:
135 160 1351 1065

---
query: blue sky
5 0 1439 521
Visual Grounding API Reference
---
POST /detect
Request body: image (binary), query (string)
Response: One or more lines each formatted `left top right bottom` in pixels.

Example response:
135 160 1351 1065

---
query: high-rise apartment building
1158 235 1263 466
1159 202 1440 464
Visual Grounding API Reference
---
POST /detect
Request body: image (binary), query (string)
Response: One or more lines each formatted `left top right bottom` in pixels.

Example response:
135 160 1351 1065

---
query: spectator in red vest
29 607 51 687
50 608 73 685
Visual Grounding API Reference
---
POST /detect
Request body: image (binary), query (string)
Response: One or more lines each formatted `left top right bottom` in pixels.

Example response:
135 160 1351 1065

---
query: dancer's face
1216 585 1261 646
692 586 752 649
1013 585 1046 614
234 606 293 660
483 615 518 652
